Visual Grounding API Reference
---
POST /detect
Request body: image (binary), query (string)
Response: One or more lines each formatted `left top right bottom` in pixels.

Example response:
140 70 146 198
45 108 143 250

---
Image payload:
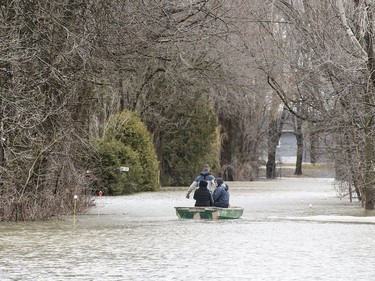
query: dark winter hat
199 180 208 188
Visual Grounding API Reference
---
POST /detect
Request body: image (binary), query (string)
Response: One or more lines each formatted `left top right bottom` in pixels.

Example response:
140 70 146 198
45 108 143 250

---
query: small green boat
175 206 244 220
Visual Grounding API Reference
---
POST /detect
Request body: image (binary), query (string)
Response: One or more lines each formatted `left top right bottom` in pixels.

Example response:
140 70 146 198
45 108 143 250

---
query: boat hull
174 206 244 220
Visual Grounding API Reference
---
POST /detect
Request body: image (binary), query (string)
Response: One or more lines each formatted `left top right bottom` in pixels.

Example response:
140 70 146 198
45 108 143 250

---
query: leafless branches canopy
2 0 375 220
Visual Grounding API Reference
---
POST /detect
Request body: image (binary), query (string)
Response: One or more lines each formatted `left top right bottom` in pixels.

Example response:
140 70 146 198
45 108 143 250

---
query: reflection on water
1 178 375 281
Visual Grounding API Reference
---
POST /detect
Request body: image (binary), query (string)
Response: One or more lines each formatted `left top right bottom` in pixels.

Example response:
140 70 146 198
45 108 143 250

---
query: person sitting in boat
213 177 230 208
186 164 215 199
193 180 214 207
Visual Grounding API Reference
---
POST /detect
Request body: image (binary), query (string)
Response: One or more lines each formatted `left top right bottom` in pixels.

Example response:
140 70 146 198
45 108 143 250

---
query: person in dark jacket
193 180 214 207
213 177 230 208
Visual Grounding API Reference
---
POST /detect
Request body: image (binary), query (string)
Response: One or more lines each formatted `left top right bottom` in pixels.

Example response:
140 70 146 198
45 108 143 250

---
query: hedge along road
1 178 375 281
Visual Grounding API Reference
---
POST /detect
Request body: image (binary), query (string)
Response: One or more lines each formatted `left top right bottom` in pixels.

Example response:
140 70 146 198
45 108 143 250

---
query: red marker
98 191 103 196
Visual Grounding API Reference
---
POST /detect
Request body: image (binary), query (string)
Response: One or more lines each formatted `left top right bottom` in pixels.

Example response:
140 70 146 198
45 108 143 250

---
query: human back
186 164 215 199
213 177 230 208
193 180 214 207
194 171 215 192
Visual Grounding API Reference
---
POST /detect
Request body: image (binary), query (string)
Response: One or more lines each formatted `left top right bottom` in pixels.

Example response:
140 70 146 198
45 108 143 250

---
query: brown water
1 178 375 280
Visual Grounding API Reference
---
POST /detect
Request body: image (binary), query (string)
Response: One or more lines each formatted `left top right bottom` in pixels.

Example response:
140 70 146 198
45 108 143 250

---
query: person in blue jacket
186 164 215 199
213 177 230 208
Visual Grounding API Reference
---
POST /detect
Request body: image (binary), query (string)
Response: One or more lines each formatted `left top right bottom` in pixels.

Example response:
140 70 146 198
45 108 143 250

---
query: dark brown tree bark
266 117 278 179
294 116 303 175
266 108 287 179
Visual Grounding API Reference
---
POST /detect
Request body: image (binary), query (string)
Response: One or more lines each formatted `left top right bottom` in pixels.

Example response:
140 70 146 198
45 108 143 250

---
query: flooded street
1 178 375 280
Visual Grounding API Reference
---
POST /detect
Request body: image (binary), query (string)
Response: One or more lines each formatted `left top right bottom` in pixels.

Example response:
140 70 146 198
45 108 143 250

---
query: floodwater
1 178 375 281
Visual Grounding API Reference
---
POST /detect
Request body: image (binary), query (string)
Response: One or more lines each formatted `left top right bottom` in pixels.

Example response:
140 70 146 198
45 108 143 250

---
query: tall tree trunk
336 0 375 209
294 116 303 175
363 118 375 209
0 98 4 167
266 108 287 179
363 5 375 210
266 117 278 179
119 69 125 111
363 83 375 209
309 123 317 164
218 115 238 181
346 130 362 202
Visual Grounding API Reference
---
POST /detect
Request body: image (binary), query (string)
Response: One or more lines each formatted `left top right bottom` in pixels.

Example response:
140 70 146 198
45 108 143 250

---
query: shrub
159 101 220 186
93 111 160 194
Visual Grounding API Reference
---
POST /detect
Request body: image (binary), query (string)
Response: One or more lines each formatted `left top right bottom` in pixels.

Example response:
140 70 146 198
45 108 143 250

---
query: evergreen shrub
159 101 220 186
93 111 160 195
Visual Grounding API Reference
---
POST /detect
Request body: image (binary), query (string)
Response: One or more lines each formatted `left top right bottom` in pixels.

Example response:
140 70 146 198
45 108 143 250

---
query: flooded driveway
1 178 375 280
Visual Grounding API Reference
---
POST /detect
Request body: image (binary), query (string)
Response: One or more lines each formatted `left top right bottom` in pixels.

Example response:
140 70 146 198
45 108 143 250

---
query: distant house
276 126 297 164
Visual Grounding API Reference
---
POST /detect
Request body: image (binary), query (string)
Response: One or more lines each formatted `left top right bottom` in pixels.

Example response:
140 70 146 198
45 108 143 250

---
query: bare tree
0 0 99 220
257 0 375 209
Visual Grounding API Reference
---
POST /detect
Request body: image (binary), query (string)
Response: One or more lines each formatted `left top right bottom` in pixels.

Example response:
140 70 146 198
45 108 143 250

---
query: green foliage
93 111 160 195
159 100 220 186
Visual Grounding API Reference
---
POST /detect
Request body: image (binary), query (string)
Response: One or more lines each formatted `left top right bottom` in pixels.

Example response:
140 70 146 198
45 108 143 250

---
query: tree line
1 0 375 221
